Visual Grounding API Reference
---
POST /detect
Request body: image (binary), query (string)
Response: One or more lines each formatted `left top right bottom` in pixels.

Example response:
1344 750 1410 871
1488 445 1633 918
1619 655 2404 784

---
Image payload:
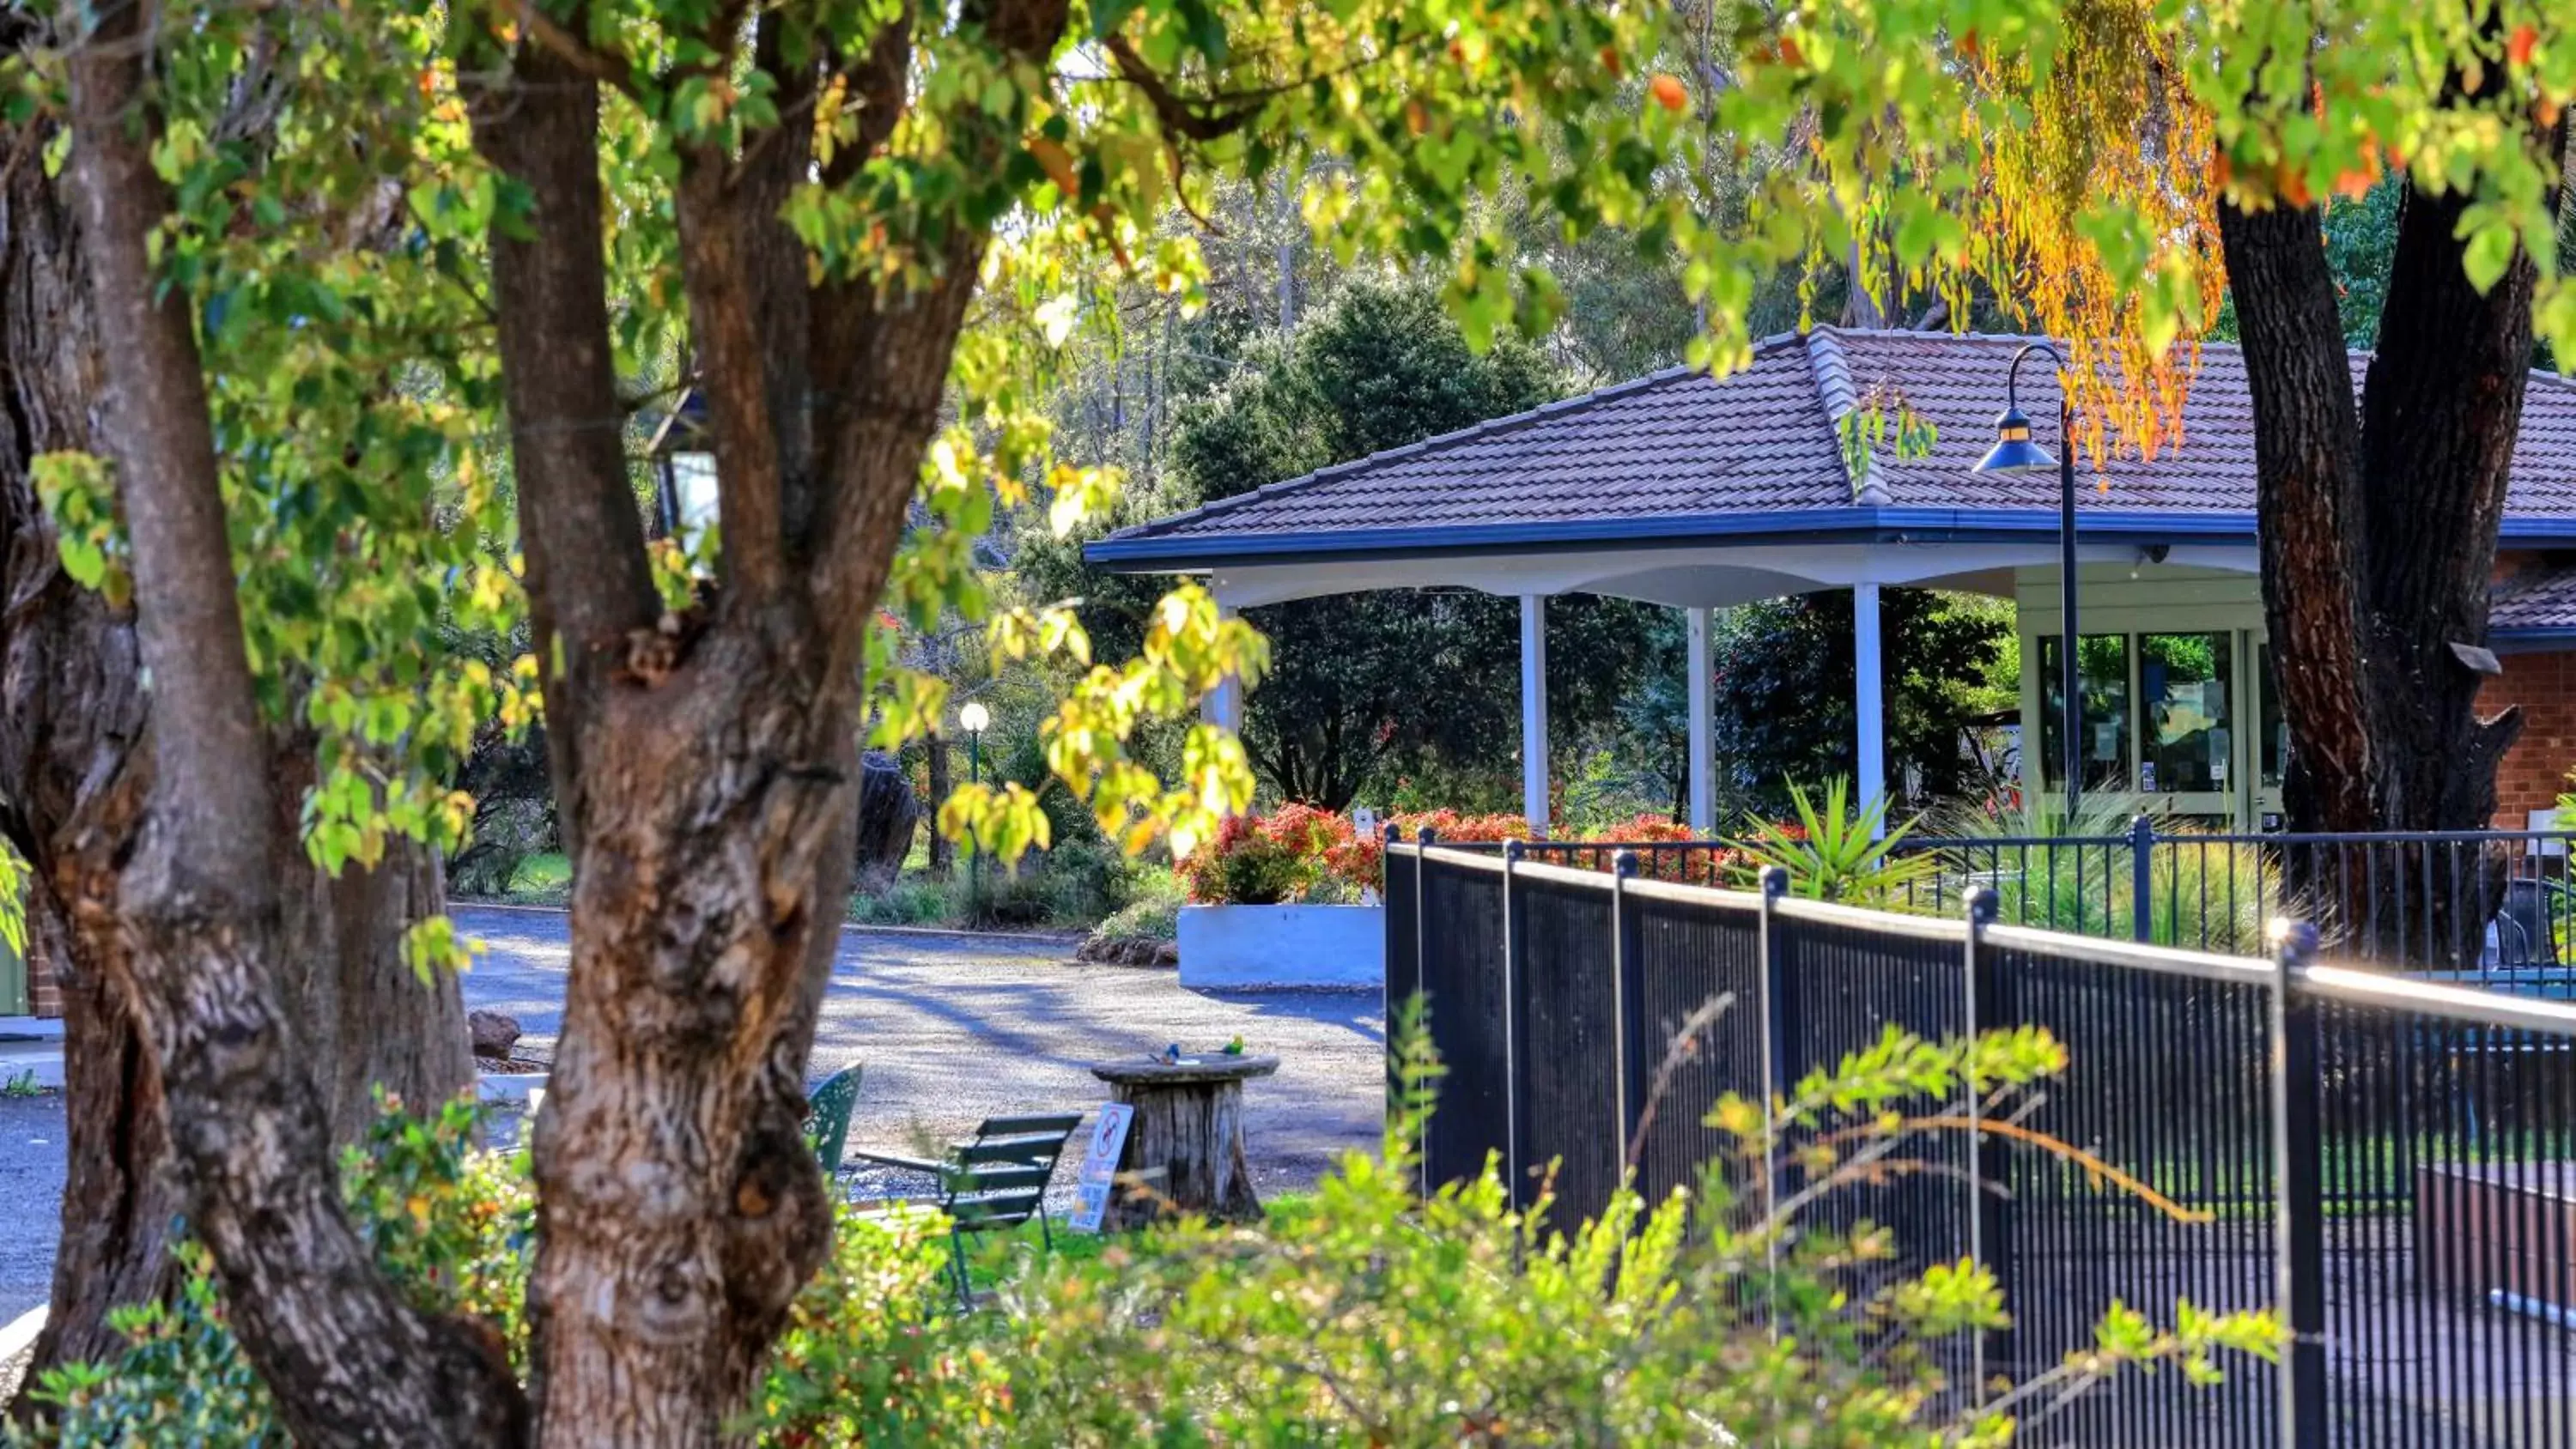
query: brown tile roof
1097 327 2576 557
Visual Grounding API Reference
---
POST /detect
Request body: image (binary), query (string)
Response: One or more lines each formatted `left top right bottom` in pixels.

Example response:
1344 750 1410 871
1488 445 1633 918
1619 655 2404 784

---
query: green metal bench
803 1065 864 1189
851 1112 1083 1300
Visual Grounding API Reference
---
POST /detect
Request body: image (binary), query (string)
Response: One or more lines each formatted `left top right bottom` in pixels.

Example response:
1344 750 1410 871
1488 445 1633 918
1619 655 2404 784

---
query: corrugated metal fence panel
1626 894 1765 1207
1985 943 2279 1449
1514 876 1621 1226
1418 857 1508 1193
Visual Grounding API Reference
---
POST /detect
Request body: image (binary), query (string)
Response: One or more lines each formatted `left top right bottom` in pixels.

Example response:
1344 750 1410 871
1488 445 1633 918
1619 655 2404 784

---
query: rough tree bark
463 1 1069 1436
1 46 473 1410
58 5 522 1442
2221 105 2570 957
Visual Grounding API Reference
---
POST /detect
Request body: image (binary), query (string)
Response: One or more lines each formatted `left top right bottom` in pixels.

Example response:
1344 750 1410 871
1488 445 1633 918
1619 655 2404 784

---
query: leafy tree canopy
1030 280 1659 810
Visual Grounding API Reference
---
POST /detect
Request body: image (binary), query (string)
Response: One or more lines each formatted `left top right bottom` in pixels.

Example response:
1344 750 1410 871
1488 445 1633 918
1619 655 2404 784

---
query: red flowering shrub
1180 815 1320 905
1388 809 1531 845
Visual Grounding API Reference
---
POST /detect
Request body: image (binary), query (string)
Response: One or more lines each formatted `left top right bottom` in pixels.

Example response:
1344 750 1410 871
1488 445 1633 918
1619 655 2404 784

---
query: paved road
457 907 1387 1197
0 914 1380 1324
0 1097 63 1321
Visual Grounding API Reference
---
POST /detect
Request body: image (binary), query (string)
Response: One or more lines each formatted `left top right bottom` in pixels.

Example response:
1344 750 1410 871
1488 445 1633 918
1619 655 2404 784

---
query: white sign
1352 806 1377 839
1069 1103 1136 1233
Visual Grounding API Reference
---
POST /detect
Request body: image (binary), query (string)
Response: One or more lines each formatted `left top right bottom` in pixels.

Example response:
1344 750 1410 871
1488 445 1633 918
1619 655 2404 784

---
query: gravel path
456 906 1387 1199
0 1097 64 1321
0 913 1382 1325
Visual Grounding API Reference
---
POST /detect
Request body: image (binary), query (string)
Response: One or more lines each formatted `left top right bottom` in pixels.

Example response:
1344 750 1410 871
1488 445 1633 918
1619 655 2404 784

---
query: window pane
2141 633 2234 795
2038 634 2129 791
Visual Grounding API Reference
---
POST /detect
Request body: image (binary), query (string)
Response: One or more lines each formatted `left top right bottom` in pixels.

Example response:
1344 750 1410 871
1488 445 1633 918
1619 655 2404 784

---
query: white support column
1205 600 1243 734
1853 583 1886 837
1687 605 1716 834
1520 594 1550 837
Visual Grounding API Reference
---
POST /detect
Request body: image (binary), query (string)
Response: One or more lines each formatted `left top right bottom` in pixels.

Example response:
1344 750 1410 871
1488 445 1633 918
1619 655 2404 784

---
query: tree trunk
62 9 526 1439
2224 114 2571 961
2217 195 2377 836
853 749 922 884
528 630 853 1443
3 73 476 1412
9 891 180 1398
926 731 955 876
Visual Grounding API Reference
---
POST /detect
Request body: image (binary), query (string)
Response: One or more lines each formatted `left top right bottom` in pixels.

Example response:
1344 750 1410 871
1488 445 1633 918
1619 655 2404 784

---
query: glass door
2137 632 2238 819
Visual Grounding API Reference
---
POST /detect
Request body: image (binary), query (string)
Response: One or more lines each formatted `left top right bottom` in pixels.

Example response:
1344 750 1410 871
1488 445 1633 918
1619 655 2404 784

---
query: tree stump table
1090 1054 1279 1229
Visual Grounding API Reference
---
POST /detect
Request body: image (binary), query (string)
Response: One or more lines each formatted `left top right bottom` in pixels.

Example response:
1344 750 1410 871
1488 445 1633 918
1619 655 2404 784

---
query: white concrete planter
1177 904 1383 990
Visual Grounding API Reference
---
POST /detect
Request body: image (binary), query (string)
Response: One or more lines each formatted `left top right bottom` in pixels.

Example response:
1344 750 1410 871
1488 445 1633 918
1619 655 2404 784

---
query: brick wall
2483 648 2576 826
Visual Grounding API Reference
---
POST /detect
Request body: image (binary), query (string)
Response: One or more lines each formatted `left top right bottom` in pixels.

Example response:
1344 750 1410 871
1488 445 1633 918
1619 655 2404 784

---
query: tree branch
467 19 660 857
510 0 635 95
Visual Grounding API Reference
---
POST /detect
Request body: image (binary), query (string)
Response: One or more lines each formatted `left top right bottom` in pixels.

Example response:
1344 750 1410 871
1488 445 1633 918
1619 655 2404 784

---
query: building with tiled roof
1090 327 2576 831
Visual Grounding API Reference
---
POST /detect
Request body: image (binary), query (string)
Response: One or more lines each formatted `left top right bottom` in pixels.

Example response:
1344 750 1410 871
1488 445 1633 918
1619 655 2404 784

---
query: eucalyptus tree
15 0 2574 1441
19 0 1728 1440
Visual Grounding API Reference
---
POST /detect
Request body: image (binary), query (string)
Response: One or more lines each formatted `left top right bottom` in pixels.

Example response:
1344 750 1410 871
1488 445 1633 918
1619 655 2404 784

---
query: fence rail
1428 821 2576 978
1387 834 2576 1449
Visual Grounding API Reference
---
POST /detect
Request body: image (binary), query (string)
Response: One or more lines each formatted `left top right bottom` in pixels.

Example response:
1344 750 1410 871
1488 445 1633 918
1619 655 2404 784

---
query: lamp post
1971 342 2082 815
959 700 990 914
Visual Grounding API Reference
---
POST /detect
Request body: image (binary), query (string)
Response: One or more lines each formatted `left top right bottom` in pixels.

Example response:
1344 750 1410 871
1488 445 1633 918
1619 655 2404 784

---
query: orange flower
1649 74 1689 113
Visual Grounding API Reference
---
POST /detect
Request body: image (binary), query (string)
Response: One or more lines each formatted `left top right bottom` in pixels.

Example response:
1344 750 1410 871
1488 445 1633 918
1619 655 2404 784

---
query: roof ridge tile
1803 327 1889 506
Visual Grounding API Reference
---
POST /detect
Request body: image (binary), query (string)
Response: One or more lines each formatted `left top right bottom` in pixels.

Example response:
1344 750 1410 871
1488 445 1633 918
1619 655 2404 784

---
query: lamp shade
1972 406 2056 474
958 700 992 734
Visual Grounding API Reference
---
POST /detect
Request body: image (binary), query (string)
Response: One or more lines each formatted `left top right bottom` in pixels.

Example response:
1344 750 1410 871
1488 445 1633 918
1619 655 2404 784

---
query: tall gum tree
26 0 1747 1440
0 17 481 1404
1693 3 2575 915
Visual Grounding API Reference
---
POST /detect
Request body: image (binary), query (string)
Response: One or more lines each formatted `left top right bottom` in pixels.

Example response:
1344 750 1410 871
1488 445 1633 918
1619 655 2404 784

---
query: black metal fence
1442 821 2576 979
1387 835 2576 1449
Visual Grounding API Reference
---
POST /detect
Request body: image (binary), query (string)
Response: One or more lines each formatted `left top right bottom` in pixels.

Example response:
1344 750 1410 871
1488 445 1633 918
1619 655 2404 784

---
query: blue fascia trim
2494 627 2576 652
1086 505 2576 572
1084 506 2262 571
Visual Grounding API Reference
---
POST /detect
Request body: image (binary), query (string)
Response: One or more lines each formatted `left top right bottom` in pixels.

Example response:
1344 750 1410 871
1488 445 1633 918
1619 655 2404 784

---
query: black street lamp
959 700 990 915
1972 342 2083 815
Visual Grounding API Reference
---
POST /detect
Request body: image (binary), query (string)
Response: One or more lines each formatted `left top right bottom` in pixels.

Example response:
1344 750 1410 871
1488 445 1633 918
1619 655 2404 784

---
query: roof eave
1083 506 2275 573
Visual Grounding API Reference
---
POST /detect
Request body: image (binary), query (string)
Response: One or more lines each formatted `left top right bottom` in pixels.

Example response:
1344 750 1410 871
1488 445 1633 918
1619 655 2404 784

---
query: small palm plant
1733 777 1938 906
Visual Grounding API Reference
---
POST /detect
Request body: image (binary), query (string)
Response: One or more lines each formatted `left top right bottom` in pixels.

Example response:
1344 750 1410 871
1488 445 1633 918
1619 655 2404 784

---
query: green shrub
19 1095 527 1447
1929 797 2279 952
16 1022 2275 1447
1090 870 1186 943
1733 777 1937 906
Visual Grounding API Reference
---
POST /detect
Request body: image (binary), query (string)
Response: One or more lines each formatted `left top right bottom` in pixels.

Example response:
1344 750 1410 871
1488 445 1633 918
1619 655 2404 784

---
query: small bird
1222 1034 1246 1056
1160 1043 1182 1064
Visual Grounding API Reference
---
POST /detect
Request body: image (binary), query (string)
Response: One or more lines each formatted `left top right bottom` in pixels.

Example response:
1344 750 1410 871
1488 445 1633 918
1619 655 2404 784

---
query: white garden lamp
958 700 991 912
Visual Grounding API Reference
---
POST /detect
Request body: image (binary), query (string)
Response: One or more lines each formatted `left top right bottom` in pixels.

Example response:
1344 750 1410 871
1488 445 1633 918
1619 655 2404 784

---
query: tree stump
853 749 921 882
1090 1055 1279 1229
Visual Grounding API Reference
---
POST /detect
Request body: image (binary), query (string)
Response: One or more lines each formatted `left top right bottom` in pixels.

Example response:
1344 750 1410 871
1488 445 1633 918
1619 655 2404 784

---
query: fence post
1608 850 1649 1176
1961 886 2011 1406
1412 826 1436 1199
1382 824 1409 1181
1756 864 1792 1307
2129 814 2155 943
1501 837 1527 1210
2269 919 2327 1449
